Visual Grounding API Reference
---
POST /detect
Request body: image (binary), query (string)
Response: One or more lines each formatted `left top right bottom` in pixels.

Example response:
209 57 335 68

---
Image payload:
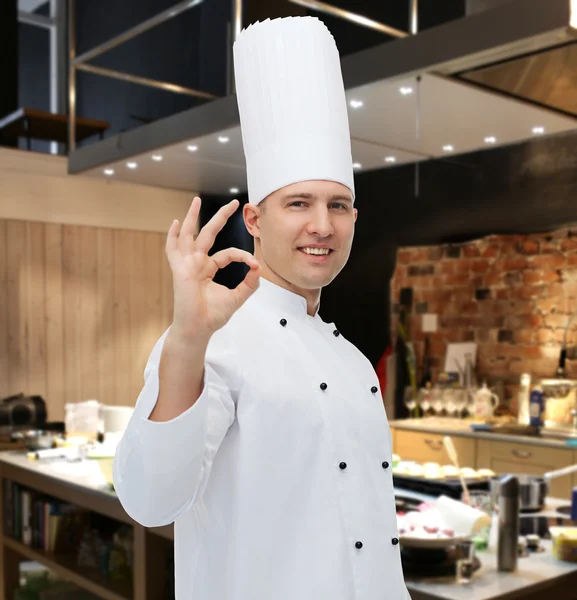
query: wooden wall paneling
62 225 82 407
79 227 99 402
160 235 173 334
44 223 65 421
113 230 133 407
96 228 115 407
130 232 147 404
6 221 27 396
26 222 47 400
1 217 175 417
134 232 163 401
0 221 8 399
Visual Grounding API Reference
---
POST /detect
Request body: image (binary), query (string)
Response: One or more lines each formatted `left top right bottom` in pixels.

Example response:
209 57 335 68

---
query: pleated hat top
233 16 355 206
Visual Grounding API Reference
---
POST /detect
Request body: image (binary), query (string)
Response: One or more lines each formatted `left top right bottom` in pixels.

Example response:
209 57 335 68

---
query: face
243 180 358 294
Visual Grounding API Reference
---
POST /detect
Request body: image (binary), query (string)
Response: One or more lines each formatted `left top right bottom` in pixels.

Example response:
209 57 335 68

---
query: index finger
195 199 240 254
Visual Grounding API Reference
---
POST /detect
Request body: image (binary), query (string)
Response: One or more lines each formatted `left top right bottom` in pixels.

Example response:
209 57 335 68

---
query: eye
331 203 348 210
289 201 306 207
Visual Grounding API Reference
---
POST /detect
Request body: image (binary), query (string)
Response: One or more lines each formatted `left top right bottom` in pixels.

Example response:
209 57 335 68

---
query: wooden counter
0 452 172 600
390 419 577 500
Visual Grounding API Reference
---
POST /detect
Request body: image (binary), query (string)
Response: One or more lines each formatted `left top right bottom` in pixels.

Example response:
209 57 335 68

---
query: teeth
301 247 330 255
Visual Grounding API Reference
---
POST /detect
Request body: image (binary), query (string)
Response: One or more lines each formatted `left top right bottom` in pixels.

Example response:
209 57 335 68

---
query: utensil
443 436 470 504
490 463 577 512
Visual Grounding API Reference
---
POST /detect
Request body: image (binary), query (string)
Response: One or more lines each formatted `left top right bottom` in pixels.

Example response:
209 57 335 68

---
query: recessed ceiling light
229 187 239 194
152 154 163 161
353 162 362 169
104 168 114 176
187 144 198 152
484 136 497 144
442 145 454 152
126 162 138 169
218 136 230 143
384 156 396 163
532 126 545 135
399 87 413 95
349 99 363 109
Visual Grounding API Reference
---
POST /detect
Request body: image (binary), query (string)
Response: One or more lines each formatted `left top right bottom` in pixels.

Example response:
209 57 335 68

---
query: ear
353 207 358 223
243 202 262 239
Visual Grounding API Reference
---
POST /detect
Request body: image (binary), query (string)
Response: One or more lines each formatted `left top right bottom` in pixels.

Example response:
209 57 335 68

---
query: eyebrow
283 192 353 204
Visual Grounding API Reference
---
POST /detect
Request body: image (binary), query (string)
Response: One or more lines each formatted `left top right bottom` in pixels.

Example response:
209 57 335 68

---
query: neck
258 263 321 317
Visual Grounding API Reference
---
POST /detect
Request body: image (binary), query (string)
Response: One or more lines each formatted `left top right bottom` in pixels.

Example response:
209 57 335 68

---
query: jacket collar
256 277 320 319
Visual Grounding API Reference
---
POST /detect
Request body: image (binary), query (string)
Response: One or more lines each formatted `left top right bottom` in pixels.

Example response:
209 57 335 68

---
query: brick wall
391 229 577 409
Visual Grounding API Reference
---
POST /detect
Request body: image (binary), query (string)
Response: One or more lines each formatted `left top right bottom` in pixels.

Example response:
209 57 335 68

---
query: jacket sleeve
112 326 240 527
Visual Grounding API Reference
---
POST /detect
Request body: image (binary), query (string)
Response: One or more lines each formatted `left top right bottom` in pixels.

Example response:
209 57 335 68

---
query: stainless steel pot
490 464 577 512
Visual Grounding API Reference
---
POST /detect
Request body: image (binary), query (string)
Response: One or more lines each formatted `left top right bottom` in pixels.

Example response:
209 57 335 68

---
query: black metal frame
67 0 577 175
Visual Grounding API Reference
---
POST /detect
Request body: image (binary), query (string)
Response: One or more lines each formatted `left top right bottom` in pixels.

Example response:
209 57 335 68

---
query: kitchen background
2 0 577 424
392 228 577 412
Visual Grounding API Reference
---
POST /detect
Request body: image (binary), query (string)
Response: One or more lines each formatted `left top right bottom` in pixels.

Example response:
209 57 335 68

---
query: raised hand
166 196 260 341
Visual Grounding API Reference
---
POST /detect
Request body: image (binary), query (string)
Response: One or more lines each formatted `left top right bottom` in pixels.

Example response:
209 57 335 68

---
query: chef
113 15 410 600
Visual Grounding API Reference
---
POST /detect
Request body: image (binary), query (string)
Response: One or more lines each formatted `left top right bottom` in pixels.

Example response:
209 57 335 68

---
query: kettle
473 383 500 419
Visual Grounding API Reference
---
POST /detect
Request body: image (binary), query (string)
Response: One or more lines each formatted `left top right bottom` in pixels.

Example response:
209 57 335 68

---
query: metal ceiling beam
68 0 576 175
18 10 54 29
72 0 205 67
287 0 410 38
76 63 218 100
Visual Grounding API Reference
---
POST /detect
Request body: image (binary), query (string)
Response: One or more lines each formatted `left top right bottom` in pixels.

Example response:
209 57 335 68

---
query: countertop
390 418 577 449
1 452 577 599
408 541 577 600
0 449 115 497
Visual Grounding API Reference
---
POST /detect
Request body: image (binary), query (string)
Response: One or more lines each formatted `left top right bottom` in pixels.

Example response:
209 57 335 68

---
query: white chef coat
113 277 410 600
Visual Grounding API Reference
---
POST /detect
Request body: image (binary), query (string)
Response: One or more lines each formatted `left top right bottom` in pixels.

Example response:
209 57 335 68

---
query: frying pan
490 464 577 512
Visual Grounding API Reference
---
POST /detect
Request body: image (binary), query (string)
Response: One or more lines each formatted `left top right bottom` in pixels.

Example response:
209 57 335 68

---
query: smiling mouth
297 247 334 256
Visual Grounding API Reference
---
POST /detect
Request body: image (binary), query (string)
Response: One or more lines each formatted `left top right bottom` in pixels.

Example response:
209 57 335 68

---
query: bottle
497 475 520 572
463 353 477 389
420 336 433 388
517 373 531 425
529 385 544 427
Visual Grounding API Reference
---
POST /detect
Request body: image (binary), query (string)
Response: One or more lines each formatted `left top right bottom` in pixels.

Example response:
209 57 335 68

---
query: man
113 16 409 600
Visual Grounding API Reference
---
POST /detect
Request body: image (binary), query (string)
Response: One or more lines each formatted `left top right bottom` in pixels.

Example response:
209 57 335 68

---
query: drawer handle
511 449 532 459
424 439 443 451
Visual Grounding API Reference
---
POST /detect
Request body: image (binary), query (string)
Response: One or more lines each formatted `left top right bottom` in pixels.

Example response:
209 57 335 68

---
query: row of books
3 480 88 554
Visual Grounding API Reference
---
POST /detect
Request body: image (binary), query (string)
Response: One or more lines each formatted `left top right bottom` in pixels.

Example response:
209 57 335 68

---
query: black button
280 318 287 327
333 329 340 337
320 382 328 391
355 541 363 549
392 538 399 546
339 462 347 470
371 386 378 394
382 461 389 469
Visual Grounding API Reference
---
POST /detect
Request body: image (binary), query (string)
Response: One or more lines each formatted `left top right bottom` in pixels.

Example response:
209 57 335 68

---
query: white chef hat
233 16 355 206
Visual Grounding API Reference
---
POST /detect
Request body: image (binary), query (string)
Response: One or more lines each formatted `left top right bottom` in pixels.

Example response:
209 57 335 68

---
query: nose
306 205 334 238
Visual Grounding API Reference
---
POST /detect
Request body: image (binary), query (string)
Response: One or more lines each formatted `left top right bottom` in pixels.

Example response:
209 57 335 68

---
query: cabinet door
394 430 476 468
477 440 574 500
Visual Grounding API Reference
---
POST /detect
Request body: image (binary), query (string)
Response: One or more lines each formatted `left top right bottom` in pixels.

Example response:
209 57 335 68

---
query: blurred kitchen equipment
100 405 134 435
490 464 577 512
64 400 100 440
443 435 470 504
0 393 47 432
456 540 475 584
550 527 577 562
533 379 577 432
472 383 499 419
497 474 520 572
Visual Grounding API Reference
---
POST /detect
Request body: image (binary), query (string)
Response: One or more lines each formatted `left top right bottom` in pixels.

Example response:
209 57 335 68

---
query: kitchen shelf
3 536 133 600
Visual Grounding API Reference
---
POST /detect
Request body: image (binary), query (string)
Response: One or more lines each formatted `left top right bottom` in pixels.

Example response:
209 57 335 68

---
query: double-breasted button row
319 382 378 395
339 461 389 470
355 538 399 550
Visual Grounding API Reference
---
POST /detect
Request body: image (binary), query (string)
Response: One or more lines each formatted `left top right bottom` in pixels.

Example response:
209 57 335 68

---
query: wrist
166 325 211 353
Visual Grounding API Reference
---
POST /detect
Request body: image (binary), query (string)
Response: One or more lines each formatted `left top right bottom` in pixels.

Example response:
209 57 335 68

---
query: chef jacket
113 277 410 600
